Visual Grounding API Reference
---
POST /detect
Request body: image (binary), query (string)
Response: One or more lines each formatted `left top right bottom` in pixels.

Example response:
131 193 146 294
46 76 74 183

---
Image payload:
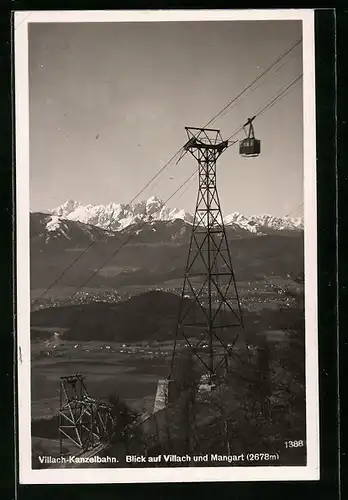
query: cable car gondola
239 116 261 157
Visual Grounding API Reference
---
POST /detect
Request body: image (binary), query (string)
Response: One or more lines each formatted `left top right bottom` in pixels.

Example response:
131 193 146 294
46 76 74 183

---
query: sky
29 20 303 217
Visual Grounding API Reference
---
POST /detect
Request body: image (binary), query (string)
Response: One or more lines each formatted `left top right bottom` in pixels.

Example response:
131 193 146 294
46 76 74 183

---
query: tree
164 353 201 456
271 287 306 441
107 395 144 455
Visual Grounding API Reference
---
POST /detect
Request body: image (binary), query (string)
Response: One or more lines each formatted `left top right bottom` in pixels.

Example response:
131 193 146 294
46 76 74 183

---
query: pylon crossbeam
180 333 211 372
209 235 234 274
59 429 82 448
59 410 76 426
188 233 209 271
75 403 91 424
186 279 210 322
211 279 242 324
178 276 209 326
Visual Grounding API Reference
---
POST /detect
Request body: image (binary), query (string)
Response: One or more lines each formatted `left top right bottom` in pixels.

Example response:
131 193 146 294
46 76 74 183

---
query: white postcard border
15 9 318 484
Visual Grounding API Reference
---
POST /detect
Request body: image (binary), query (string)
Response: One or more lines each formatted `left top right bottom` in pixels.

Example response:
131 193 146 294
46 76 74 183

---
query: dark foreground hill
31 290 304 344
31 291 184 343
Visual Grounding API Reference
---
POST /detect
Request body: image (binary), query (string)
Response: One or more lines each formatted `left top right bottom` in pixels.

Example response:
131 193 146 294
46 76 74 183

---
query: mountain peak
50 199 81 218
146 195 163 205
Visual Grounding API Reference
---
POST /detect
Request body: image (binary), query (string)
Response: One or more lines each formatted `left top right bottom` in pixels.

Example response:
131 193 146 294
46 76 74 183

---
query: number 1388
285 440 305 448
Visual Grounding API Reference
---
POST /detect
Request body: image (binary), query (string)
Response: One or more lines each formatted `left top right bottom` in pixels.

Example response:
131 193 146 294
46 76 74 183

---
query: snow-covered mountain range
47 196 303 235
223 212 303 234
50 196 193 231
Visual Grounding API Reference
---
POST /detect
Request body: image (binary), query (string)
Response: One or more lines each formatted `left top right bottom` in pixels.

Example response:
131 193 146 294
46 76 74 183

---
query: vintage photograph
16 10 318 483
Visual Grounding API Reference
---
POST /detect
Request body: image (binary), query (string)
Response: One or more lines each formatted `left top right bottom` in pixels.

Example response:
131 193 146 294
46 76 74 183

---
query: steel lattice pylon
58 374 117 455
170 127 244 385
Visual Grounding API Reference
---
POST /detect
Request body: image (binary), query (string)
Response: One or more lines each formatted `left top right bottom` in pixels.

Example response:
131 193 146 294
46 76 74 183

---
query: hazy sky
29 20 303 217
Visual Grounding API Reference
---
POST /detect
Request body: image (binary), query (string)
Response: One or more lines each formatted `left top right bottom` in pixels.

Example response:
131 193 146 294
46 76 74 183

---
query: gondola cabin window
239 116 261 157
239 137 261 156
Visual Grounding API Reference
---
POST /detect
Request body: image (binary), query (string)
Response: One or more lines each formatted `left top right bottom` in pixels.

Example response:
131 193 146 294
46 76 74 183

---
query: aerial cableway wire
65 73 304 302
172 75 304 231
31 40 302 307
203 38 302 128
226 74 303 142
172 74 303 225
285 203 304 218
31 149 183 305
33 73 303 307
68 170 197 300
134 38 302 193
214 43 302 125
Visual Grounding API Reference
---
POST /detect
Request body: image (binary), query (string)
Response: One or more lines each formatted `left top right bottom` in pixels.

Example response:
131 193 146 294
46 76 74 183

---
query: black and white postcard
15 9 319 484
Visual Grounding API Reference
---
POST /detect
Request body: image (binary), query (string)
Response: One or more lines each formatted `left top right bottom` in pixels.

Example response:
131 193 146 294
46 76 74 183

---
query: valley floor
30 278 306 468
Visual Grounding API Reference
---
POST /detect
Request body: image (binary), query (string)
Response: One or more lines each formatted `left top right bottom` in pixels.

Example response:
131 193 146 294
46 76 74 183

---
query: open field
31 341 171 420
